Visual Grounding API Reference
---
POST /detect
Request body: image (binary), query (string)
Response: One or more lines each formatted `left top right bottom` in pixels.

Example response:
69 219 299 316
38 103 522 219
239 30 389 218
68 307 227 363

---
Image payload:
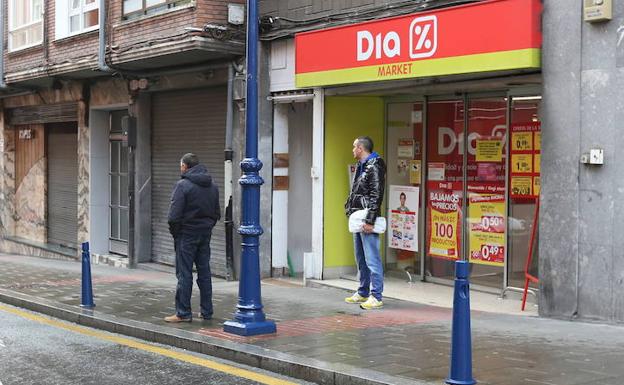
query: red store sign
295 0 542 87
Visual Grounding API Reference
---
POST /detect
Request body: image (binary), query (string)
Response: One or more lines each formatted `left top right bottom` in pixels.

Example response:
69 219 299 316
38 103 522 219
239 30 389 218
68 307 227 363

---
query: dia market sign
295 0 542 87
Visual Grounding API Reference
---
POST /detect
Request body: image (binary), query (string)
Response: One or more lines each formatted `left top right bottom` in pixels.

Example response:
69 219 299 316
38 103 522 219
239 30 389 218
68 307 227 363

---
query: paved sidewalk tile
1 254 624 385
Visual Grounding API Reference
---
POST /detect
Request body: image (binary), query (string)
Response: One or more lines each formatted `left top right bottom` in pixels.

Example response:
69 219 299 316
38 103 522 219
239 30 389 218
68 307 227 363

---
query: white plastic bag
348 209 386 234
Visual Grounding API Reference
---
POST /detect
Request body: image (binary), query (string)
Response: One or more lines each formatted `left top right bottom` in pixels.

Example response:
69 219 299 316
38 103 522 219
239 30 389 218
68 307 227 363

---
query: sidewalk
1 254 624 385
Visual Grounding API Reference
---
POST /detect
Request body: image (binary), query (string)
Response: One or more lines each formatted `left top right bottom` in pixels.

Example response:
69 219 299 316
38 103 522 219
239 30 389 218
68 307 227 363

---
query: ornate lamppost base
223 320 276 336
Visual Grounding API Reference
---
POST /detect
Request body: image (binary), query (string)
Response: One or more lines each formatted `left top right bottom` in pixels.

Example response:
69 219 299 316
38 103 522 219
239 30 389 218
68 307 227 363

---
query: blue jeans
354 232 384 301
174 232 213 319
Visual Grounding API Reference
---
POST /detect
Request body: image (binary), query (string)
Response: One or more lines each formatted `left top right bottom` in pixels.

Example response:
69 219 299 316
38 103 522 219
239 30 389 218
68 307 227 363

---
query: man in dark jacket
344 136 386 310
164 153 220 323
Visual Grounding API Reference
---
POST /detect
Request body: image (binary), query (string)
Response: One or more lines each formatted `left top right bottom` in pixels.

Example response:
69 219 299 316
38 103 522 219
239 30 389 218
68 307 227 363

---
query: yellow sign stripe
295 48 541 88
0 304 297 385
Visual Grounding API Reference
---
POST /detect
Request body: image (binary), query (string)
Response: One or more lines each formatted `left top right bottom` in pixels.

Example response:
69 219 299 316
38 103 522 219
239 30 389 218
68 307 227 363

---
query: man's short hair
181 153 199 168
356 136 374 153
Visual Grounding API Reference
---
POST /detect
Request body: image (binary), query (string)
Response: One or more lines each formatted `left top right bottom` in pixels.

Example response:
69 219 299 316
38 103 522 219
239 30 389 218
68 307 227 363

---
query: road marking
0 304 297 385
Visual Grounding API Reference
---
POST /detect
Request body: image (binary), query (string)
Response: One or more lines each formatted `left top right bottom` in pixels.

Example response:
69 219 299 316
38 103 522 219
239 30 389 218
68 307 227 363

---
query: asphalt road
0 303 313 385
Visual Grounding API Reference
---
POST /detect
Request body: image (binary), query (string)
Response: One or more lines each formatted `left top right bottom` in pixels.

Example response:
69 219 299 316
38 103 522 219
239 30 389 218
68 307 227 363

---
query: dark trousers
174 232 213 319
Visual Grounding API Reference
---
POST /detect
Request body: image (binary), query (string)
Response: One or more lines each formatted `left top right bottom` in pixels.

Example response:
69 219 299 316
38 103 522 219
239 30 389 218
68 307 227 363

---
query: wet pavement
0 303 314 385
1 253 624 385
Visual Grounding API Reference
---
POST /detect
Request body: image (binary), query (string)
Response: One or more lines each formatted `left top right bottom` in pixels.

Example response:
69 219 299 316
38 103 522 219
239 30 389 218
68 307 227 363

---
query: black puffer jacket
168 164 221 237
345 154 386 225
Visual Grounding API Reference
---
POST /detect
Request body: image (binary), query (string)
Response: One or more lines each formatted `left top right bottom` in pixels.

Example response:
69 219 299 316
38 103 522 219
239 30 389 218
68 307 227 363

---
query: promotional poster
388 185 419 252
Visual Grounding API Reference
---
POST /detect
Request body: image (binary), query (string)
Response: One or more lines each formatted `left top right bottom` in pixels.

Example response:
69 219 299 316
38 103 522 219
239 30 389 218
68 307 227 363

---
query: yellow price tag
533 176 541 196
534 131 541 151
512 154 533 174
511 177 532 196
512 132 533 151
534 153 541 173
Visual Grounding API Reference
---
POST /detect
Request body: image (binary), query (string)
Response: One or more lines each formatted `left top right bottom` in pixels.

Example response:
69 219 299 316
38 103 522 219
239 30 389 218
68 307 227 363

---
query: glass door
507 96 541 289
109 110 129 256
425 99 465 280
385 101 424 279
465 96 508 288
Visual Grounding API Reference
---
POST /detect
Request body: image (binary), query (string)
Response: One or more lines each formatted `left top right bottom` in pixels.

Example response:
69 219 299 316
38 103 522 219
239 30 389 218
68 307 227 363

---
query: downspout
98 0 112 72
0 0 7 88
224 63 235 280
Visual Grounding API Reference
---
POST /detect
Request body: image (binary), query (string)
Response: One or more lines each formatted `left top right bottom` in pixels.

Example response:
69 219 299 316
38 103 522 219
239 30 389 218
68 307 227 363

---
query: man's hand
362 223 374 233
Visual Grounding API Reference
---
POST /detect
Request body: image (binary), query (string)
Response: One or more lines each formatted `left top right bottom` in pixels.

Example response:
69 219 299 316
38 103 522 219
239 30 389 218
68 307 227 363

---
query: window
9 0 43 51
123 0 191 20
69 0 99 34
56 0 99 40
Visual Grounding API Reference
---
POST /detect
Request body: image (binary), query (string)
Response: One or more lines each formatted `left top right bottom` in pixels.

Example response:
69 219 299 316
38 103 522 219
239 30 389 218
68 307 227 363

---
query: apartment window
9 0 44 51
123 0 192 19
56 0 99 40
70 0 99 33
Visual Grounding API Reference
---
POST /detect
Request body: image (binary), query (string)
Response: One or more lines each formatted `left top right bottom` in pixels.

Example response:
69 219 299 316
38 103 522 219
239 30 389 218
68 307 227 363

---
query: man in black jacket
344 136 386 310
164 153 220 322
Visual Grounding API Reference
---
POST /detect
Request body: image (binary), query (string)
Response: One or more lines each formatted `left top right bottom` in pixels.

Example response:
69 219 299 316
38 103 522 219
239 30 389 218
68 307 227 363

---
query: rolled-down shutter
151 88 227 277
8 103 78 125
47 123 78 248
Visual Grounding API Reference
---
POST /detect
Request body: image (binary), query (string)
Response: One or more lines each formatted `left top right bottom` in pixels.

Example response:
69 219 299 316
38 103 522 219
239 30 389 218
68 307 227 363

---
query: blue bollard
446 260 476 385
80 242 95 309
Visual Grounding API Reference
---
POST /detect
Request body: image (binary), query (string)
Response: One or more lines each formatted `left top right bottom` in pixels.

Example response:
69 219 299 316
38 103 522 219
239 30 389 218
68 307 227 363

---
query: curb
0 288 431 385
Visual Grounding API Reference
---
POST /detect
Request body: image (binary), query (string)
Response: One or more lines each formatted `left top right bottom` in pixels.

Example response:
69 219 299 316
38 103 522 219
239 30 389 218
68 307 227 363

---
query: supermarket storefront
294 0 543 294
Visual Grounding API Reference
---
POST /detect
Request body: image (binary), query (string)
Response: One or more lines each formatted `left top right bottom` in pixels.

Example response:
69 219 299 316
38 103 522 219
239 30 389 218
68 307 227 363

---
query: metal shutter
47 123 78 248
151 87 227 277
8 103 78 125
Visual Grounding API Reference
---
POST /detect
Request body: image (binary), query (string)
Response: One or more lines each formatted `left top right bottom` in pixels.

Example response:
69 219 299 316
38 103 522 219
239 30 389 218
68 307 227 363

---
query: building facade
258 0 624 324
0 0 267 279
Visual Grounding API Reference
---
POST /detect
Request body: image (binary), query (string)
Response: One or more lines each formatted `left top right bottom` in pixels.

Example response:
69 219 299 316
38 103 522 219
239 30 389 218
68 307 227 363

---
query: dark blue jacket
168 164 220 237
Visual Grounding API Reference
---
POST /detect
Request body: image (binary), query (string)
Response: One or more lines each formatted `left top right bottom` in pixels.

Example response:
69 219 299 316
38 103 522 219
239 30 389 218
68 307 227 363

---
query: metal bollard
80 242 95 309
446 260 476 385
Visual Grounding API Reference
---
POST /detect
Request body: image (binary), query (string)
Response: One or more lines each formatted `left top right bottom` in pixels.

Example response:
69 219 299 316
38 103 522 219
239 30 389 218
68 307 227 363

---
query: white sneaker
345 292 368 304
360 296 383 310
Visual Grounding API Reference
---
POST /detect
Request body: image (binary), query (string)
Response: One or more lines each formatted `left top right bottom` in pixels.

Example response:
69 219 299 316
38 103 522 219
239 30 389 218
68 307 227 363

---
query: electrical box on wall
581 148 604 165
584 0 612 22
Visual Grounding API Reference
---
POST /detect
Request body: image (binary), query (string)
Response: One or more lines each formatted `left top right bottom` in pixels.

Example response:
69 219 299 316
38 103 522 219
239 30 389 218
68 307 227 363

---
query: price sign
428 209 460 259
468 193 505 266
512 154 533 173
471 245 505 263
512 132 533 151
511 177 532 196
479 215 505 234
533 176 541 196
510 122 540 198
534 131 541 151
534 153 541 173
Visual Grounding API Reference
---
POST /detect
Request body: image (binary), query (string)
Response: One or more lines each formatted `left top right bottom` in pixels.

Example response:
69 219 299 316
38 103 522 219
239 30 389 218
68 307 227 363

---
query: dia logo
356 15 438 62
409 16 438 59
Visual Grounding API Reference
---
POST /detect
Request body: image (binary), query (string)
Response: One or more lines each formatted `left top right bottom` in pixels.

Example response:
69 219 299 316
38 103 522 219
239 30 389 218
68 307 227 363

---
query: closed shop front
6 103 79 249
151 87 227 277
46 123 79 248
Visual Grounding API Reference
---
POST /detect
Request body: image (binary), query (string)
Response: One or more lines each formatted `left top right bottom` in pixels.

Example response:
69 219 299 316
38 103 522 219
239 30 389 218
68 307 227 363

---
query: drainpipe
0 0 7 88
224 63 235 280
98 0 112 72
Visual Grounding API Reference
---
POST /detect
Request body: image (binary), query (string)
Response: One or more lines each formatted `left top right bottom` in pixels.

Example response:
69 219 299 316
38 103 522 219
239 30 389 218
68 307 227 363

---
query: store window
9 0 43 51
55 0 99 39
425 99 465 281
385 102 424 278
123 0 191 19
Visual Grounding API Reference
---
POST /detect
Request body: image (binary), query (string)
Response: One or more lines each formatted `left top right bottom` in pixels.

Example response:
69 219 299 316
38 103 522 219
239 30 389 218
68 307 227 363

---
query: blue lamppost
223 0 276 336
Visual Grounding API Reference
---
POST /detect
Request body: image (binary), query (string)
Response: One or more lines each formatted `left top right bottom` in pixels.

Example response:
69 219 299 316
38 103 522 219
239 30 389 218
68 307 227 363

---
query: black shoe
198 313 213 320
